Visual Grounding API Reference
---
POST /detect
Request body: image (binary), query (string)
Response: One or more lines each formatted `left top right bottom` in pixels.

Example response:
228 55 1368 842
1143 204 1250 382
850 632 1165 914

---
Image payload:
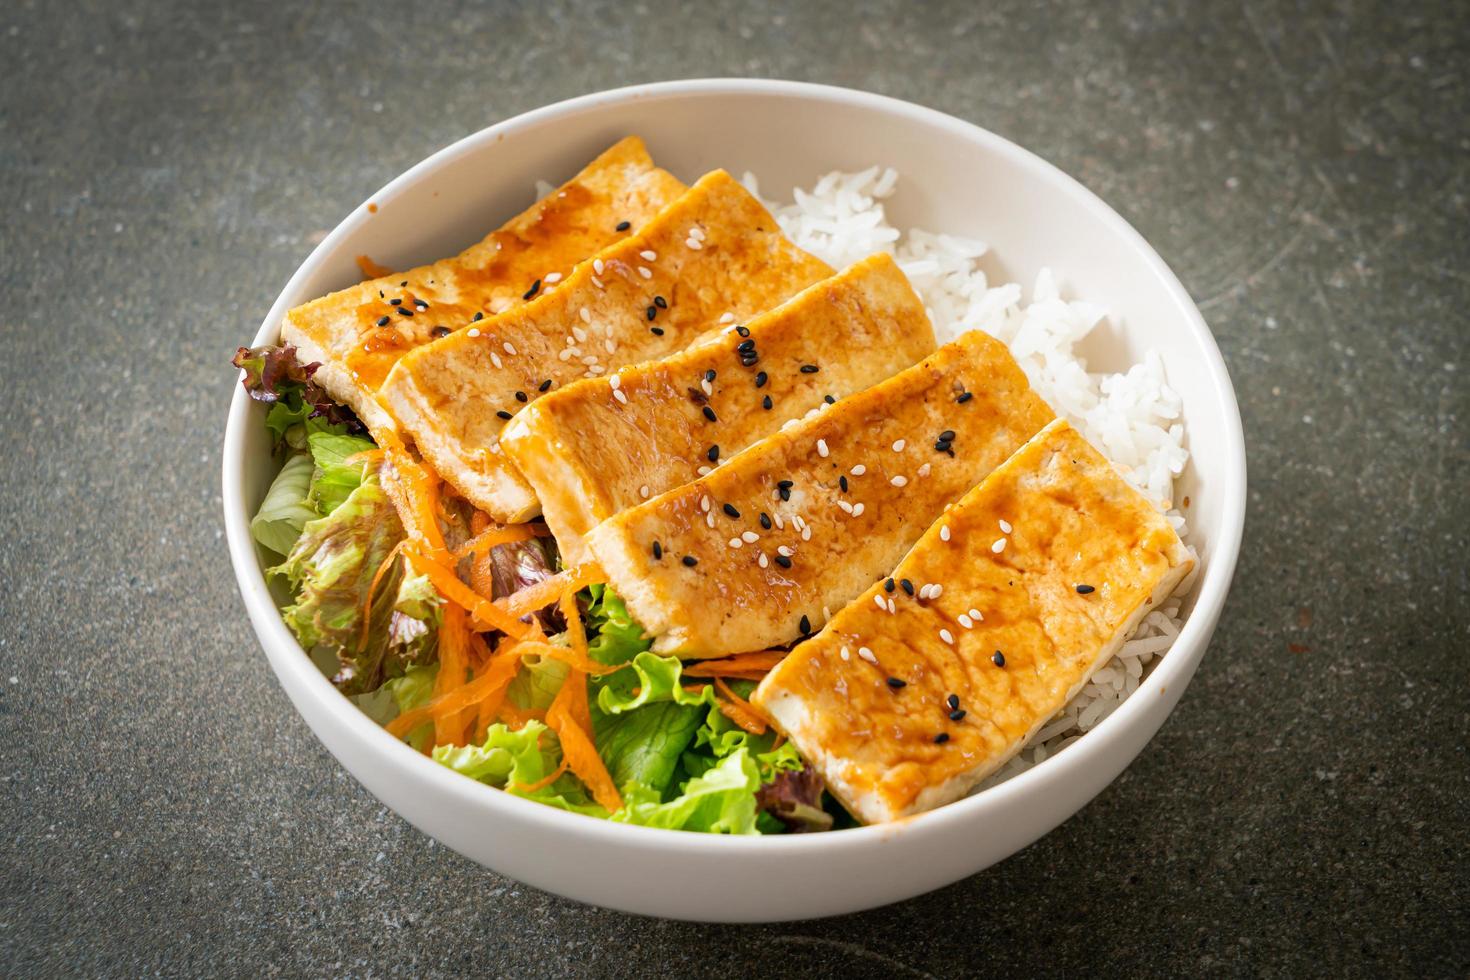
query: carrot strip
496 702 546 729
358 540 406 652
467 512 497 601
512 640 623 676
452 522 545 560
466 637 525 742
714 677 768 736
681 650 787 678
546 670 621 811
387 657 517 739
432 604 473 746
509 759 569 795
495 562 604 622
404 544 530 638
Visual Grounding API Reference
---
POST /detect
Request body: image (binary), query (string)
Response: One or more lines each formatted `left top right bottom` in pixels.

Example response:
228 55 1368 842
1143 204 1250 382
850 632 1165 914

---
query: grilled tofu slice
501 254 936 564
583 330 1056 657
751 419 1194 825
378 170 832 521
280 136 686 432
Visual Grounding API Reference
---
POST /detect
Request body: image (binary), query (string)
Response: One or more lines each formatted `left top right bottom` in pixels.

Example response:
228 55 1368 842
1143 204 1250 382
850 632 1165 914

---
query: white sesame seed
741 531 759 543
850 464 866 476
639 249 657 261
490 352 503 369
728 537 743 549
544 272 562 283
588 365 606 375
696 465 712 476
839 646 850 661
593 258 605 275
892 439 905 452
929 584 943 598
466 327 481 339
891 475 908 487
918 463 931 477
858 646 877 664
604 339 616 353
917 584 932 600
591 276 605 289
503 341 517 356
685 238 703 250
773 514 785 529
777 545 793 557
637 266 652 279
852 503 865 517
823 605 831 620
558 349 572 361
578 308 591 324
690 226 706 241
886 598 896 614
700 495 711 512
719 312 736 323
817 439 829 458
958 614 973 629
608 374 621 390
801 525 812 541
758 552 769 569
969 608 983 621
705 512 715 528
837 500 853 514
613 389 628 405
999 519 1013 534
582 356 599 366
940 524 951 542
639 484 650 499
992 537 1006 553
939 629 955 645
701 379 713 396
573 327 588 344
873 594 886 611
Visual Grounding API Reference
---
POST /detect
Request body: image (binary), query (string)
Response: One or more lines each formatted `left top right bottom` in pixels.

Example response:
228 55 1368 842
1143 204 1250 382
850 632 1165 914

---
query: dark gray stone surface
2 0 1465 975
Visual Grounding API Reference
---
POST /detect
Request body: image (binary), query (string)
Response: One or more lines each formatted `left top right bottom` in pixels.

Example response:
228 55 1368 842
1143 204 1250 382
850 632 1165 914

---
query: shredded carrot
496 702 546 729
432 604 473 746
495 562 604 622
681 650 787 678
467 512 497 601
388 640 526 740
509 759 569 795
356 254 395 279
714 676 768 735
512 639 623 676
546 669 621 811
770 731 786 751
452 522 546 560
375 431 448 560
404 544 530 638
343 448 386 466
466 636 525 742
358 540 406 652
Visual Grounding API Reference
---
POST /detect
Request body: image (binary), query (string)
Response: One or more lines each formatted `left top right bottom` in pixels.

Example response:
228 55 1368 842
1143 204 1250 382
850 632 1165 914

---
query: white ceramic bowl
223 79 1245 922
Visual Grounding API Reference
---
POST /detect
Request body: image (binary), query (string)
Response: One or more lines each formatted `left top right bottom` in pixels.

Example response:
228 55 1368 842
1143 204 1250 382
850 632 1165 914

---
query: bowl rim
222 77 1246 854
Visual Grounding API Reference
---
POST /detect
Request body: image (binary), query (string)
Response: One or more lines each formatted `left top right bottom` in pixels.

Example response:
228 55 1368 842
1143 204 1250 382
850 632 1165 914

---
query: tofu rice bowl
234 137 1200 834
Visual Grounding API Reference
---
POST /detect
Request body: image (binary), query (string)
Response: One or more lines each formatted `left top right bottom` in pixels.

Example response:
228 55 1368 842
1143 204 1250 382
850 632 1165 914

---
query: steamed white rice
742 167 1200 785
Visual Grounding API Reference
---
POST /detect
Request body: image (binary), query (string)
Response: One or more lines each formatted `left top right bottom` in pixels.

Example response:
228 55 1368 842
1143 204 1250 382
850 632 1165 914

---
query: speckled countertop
2 0 1465 975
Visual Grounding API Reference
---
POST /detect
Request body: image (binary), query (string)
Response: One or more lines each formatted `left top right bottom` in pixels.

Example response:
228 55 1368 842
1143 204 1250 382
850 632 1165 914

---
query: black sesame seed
523 279 541 301
774 554 792 569
735 325 750 337
900 578 915 596
722 503 740 519
652 540 663 560
647 306 658 321
824 394 835 404
375 316 390 326
957 391 974 403
705 369 717 383
886 677 907 689
1075 584 1096 594
740 354 760 367
651 326 665 336
431 325 451 338
654 295 667 309
755 371 768 388
884 578 896 593
707 445 720 462
939 430 956 441
800 364 820 374
762 394 773 410
399 280 408 287
737 339 756 353
759 512 772 530
616 220 631 231
949 709 967 722
935 439 953 452
414 299 429 310
777 480 794 490
538 378 553 392
946 693 960 710
799 614 811 635
934 732 951 744
472 311 484 321
682 555 698 567
992 651 1006 667
389 297 402 305
777 486 791 501
496 410 513 420
703 405 718 422
515 390 528 403
839 475 848 492
397 307 414 317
